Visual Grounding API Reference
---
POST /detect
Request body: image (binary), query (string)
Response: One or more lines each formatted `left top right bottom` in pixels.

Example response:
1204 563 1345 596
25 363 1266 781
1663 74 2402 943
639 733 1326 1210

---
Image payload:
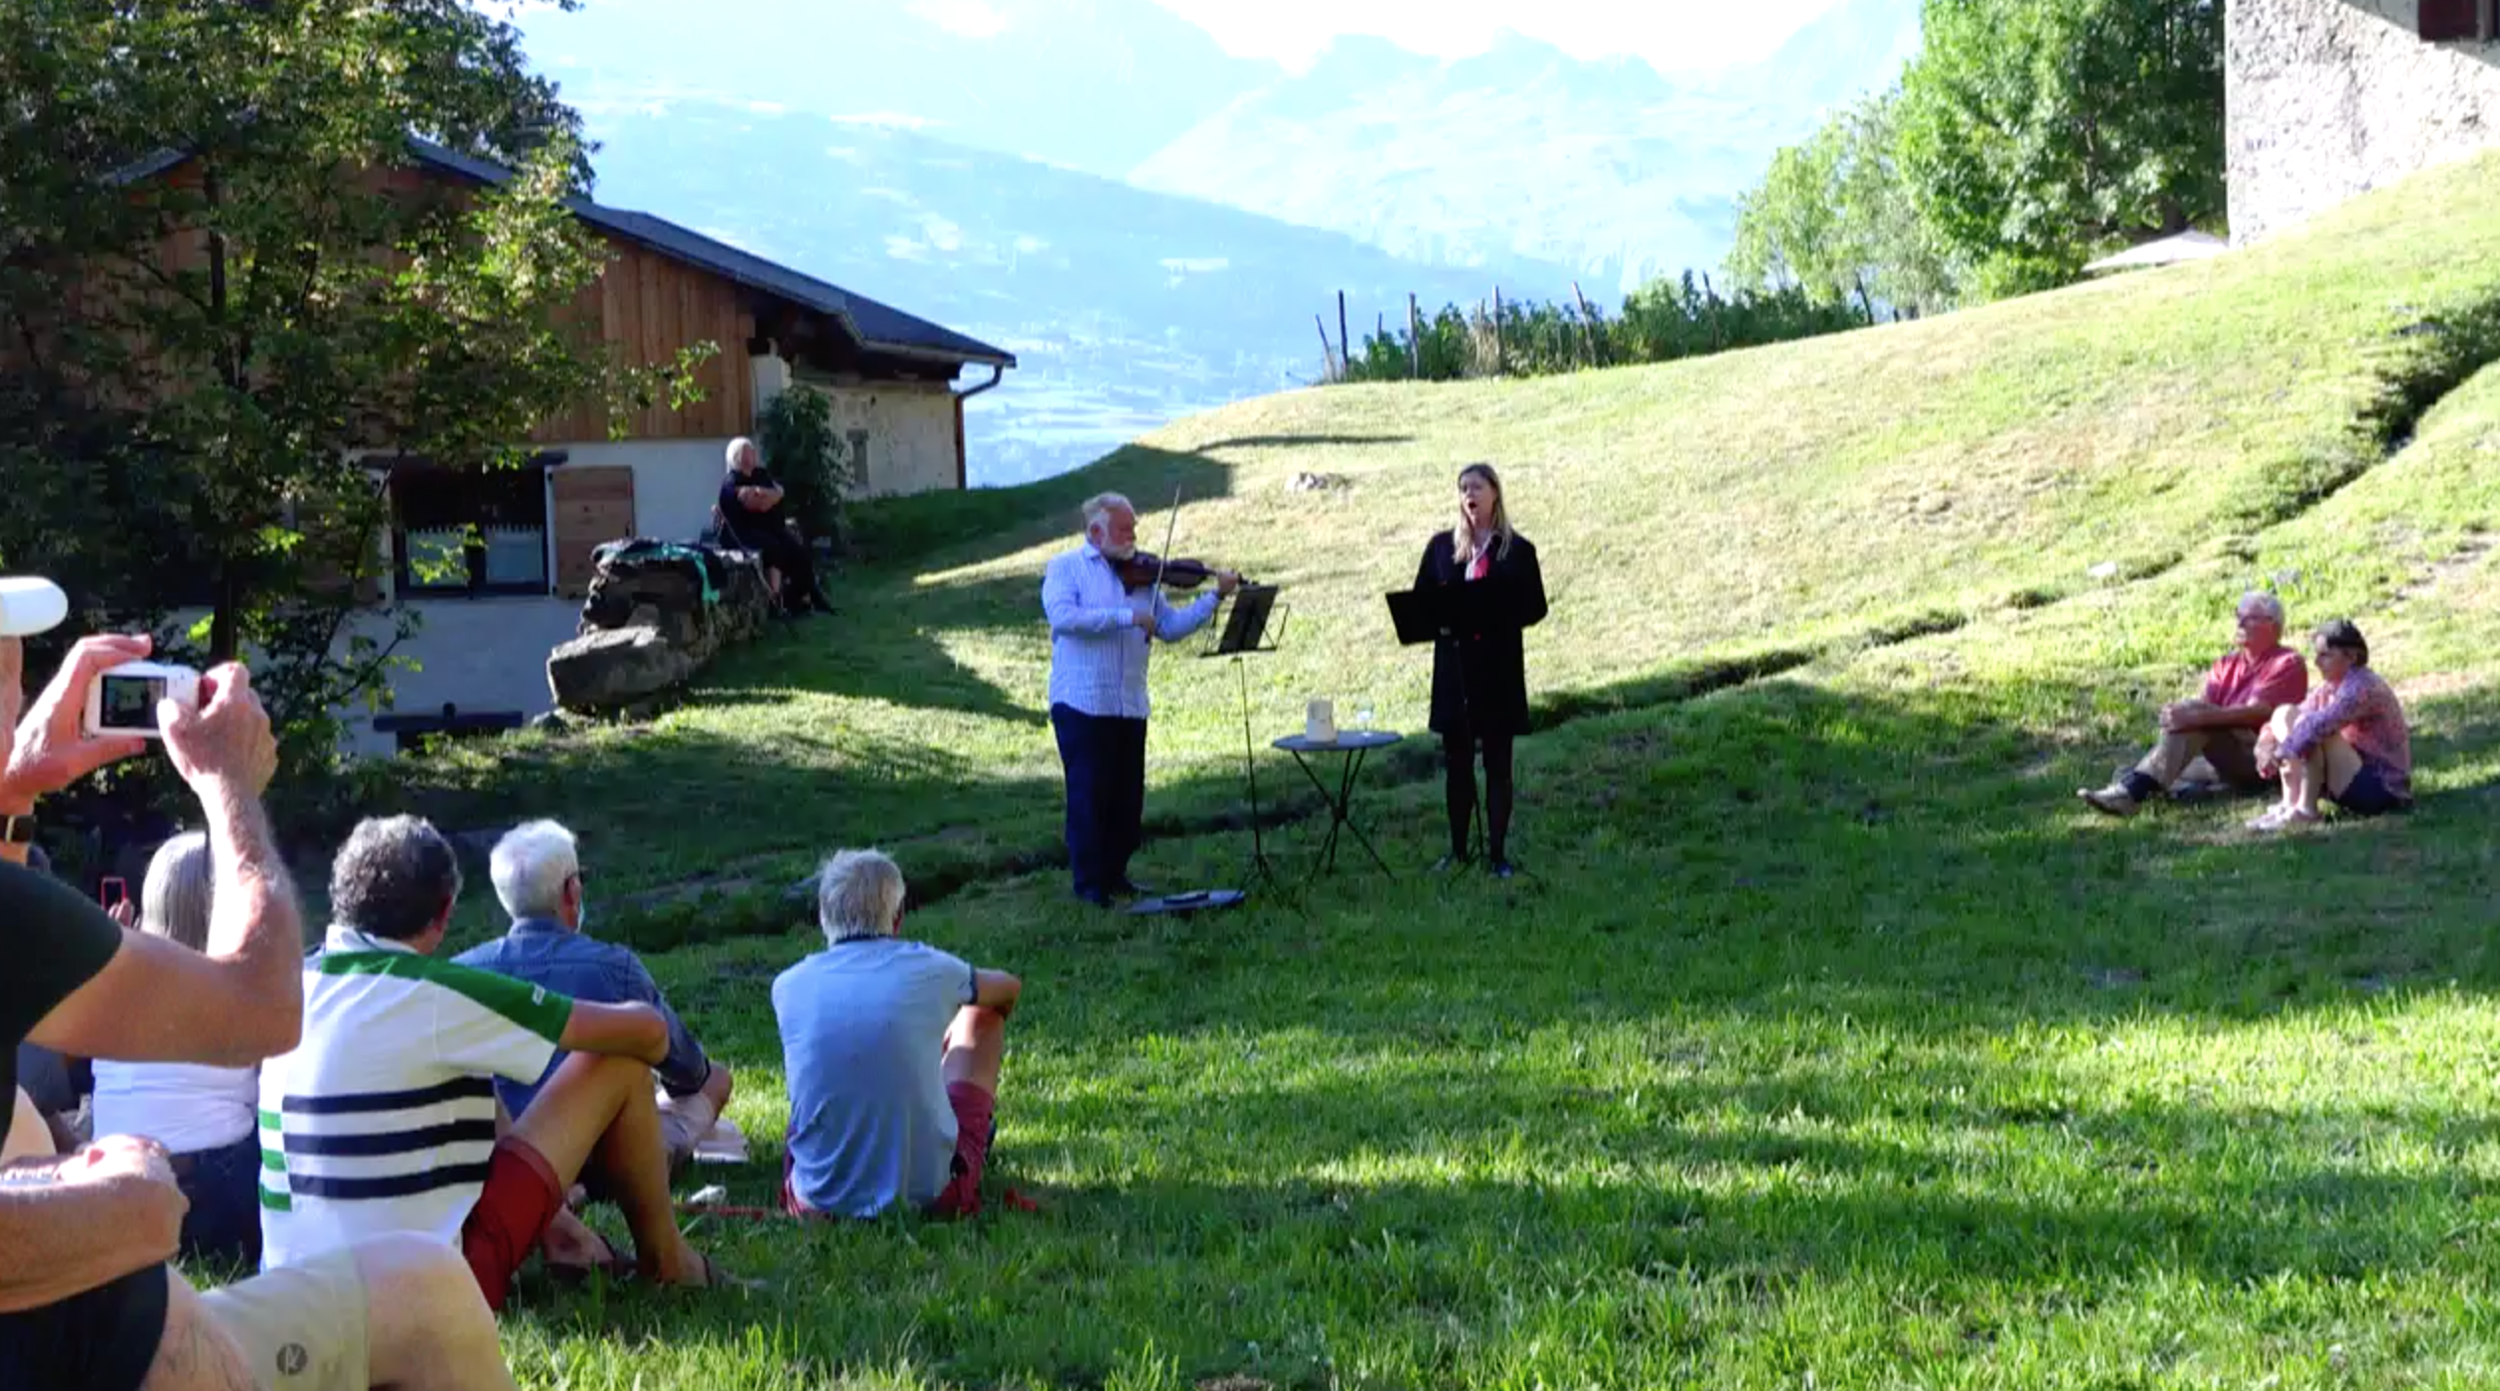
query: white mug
1306 698 1337 743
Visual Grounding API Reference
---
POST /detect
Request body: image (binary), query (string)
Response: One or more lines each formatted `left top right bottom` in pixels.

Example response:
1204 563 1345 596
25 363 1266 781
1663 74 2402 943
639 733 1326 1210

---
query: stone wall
792 378 965 497
2227 0 2500 244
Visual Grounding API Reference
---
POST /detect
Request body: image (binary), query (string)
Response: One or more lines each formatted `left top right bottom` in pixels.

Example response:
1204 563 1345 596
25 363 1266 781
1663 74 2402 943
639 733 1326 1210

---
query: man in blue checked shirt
1040 493 1238 906
453 820 731 1175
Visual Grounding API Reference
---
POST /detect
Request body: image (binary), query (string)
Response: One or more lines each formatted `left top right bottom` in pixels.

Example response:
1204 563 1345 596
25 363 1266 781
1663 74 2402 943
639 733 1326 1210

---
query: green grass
360 153 2500 1388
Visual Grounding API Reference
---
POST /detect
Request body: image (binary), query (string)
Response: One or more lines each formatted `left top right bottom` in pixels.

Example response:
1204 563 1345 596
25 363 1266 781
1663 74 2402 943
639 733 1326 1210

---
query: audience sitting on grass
90 832 264 1269
453 818 736 1270
2080 591 2309 817
255 816 737 1305
2249 618 2414 831
776 848 1022 1220
2 630 529 1391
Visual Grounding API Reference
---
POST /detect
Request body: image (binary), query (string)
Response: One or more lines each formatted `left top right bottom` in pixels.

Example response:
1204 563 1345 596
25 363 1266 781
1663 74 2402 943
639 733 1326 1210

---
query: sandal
544 1231 636 1284
688 1250 764 1292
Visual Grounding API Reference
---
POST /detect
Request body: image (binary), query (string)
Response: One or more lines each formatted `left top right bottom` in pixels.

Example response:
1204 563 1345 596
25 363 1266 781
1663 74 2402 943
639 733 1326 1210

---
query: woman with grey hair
89 832 265 1267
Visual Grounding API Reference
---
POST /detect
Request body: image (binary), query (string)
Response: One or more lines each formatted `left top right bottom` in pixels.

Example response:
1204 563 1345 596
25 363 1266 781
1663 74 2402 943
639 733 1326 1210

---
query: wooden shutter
550 466 636 599
2419 0 2480 40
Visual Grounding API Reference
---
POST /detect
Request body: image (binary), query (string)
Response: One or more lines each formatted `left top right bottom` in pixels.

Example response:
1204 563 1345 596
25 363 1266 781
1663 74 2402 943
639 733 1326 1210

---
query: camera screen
97 674 164 731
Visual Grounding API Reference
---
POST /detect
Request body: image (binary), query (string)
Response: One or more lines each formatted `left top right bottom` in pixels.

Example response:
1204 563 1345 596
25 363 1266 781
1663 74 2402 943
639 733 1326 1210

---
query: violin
1115 551 1231 592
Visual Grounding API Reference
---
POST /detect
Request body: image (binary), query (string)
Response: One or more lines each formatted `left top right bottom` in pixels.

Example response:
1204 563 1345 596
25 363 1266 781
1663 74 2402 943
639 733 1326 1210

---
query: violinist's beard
1100 540 1136 561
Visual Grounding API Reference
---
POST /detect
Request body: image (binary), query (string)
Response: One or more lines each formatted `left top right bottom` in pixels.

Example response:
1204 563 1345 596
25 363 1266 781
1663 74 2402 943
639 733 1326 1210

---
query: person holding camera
0 595 529 1391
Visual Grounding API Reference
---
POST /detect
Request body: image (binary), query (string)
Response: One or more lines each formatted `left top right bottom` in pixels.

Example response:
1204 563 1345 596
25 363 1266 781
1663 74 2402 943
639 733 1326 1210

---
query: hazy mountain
569 98 1582 483
1130 0 1925 292
517 0 1272 178
512 0 1926 482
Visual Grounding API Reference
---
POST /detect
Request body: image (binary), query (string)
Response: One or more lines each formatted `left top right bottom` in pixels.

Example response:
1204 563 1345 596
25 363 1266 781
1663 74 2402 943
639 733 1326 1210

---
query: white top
257 926 572 1271
1040 543 1221 719
92 1060 259 1153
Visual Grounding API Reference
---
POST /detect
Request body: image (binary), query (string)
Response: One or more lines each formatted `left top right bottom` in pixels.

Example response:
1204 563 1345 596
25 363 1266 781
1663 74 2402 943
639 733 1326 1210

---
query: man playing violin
1040 493 1239 907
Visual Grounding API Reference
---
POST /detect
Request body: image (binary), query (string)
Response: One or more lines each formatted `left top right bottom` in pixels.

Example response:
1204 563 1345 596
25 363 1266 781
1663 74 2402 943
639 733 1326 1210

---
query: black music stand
1126 584 1294 917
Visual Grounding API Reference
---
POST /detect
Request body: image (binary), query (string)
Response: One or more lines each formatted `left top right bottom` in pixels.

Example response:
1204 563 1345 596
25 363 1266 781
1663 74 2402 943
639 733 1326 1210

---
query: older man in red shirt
2080 592 2309 817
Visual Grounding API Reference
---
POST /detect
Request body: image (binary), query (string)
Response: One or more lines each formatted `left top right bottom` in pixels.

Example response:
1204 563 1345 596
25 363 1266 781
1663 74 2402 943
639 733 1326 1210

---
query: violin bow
1149 483 1183 617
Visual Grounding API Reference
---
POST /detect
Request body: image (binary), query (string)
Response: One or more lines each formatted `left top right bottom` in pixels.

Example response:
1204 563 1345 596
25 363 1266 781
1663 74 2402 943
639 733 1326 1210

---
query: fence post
1572 280 1602 368
1314 314 1338 383
1338 291 1351 382
1407 293 1422 380
1492 286 1505 376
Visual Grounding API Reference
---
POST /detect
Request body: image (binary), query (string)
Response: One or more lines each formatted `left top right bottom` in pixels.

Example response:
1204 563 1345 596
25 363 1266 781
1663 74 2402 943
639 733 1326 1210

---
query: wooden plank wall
531 238 756 444
55 158 755 446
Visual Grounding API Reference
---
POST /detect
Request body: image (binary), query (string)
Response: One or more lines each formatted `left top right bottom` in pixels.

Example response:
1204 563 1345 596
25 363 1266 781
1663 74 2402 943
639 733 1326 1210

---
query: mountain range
513 0 1924 481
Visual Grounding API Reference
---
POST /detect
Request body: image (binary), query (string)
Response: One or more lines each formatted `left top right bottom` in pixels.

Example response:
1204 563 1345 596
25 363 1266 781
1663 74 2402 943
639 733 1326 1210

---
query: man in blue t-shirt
773 849 1022 1219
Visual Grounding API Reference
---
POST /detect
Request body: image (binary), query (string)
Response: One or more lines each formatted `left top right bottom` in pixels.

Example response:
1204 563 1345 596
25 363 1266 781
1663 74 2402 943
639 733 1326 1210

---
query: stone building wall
2227 0 2500 244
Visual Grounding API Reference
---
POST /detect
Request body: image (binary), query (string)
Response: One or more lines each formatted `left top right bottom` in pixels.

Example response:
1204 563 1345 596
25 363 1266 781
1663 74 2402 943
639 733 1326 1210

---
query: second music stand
1126 583 1295 916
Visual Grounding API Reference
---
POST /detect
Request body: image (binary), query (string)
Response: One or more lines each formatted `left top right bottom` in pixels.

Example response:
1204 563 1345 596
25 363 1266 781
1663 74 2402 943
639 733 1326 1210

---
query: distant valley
518 0 1922 481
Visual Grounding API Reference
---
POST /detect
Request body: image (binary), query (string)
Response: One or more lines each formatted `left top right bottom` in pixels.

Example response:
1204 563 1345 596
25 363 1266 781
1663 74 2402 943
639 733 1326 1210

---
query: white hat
0 578 68 638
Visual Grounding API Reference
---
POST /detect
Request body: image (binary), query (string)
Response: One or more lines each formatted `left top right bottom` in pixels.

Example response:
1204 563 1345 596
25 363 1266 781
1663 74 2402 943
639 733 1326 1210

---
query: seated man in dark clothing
719 436 831 616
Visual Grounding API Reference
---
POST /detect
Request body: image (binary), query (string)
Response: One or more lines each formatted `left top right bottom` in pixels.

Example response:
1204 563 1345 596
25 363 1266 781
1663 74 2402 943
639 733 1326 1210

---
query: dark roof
112 138 1016 370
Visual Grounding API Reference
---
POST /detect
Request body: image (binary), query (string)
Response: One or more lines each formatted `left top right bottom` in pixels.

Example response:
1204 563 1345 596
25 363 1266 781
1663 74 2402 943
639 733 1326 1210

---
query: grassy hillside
372 154 2500 1388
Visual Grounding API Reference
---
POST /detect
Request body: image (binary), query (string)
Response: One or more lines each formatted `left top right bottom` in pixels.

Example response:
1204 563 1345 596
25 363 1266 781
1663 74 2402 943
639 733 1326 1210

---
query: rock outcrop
546 540 772 713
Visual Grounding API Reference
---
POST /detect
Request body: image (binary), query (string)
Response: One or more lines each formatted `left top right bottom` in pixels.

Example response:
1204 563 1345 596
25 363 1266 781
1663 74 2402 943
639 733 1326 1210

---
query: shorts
657 1084 722 1180
0 1261 168 1391
2335 762 2412 817
781 1081 998 1220
459 1135 567 1310
198 1248 371 1391
930 1081 997 1219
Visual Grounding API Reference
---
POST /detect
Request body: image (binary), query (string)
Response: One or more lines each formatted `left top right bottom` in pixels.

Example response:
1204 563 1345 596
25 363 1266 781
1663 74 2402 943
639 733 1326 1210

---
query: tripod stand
1126 583 1298 917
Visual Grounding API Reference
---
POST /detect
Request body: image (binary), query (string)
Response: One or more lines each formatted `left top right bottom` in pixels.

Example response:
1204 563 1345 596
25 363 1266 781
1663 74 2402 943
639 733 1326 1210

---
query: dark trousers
173 1134 264 1271
1052 704 1147 900
740 523 822 611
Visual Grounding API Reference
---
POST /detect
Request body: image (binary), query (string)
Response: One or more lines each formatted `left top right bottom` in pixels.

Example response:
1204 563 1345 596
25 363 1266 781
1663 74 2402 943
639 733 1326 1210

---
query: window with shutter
387 454 559 598
2418 0 2481 41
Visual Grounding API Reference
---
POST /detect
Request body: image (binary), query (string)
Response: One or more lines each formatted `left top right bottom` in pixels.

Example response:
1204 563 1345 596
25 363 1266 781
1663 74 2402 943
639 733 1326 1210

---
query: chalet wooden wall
73 158 755 446
531 237 756 445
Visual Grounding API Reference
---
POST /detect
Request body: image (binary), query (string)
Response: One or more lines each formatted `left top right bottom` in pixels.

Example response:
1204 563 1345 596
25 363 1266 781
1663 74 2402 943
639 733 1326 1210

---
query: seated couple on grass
2082 595 2412 828
257 816 741 1306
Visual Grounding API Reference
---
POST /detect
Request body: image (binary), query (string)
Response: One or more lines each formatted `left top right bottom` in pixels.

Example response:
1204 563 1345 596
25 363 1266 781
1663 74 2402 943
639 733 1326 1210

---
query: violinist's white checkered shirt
1041 543 1220 719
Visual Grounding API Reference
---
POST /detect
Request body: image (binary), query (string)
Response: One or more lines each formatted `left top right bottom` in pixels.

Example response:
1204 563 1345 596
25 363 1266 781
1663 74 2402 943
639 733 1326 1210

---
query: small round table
1271 730 1403 877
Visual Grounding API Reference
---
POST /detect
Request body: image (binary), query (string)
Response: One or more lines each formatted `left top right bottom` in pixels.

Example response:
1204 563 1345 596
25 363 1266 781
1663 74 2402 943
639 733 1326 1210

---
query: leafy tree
1896 0 2225 298
1731 92 1967 319
755 386 865 551
0 0 710 771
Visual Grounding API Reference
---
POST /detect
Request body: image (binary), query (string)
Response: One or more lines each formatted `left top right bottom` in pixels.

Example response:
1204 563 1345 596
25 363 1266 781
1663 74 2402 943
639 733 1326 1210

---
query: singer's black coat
1414 531 1548 738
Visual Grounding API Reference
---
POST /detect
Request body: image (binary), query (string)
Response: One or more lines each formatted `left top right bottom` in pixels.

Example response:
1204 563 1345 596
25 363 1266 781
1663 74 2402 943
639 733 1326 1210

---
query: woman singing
1415 463 1548 878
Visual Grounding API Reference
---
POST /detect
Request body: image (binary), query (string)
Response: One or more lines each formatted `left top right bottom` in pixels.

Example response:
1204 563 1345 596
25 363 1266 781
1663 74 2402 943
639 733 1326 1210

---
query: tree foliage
1728 92 1965 319
1897 0 2226 298
1343 273 1867 384
0 0 711 776
755 386 864 550
1730 0 2224 310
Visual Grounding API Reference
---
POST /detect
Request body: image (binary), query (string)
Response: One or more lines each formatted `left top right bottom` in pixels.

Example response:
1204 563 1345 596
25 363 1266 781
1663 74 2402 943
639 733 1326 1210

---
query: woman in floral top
2250 618 2412 831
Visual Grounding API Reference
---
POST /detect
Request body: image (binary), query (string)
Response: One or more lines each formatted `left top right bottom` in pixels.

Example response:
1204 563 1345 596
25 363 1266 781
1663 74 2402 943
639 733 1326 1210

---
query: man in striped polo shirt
257 817 727 1307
